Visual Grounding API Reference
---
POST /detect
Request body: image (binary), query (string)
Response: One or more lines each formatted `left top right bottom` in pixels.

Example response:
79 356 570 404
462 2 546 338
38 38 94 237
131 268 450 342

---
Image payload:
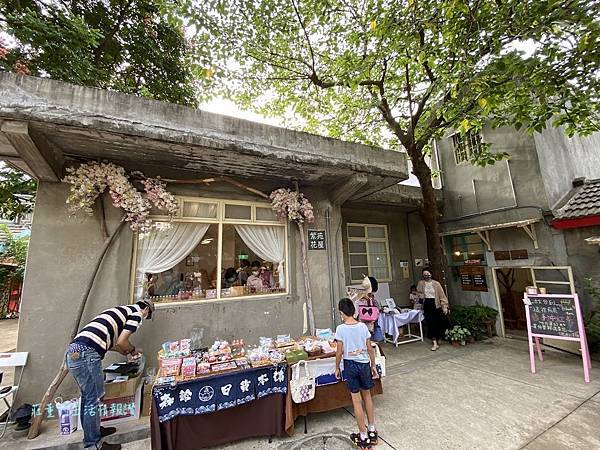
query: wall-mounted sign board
458 266 487 292
523 293 591 383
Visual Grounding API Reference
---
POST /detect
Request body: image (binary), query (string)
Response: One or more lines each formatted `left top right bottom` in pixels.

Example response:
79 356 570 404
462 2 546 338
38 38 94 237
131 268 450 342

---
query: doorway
494 268 532 337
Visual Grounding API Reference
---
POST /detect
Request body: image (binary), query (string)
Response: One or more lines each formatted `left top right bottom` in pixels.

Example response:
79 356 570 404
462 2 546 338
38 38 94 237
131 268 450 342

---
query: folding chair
0 352 28 439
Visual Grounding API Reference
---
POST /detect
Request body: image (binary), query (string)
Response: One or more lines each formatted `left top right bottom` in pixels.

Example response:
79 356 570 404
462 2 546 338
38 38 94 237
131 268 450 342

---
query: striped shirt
71 304 144 358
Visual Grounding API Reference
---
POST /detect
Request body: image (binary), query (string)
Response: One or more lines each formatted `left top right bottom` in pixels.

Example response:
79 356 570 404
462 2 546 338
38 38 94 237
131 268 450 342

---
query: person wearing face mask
417 268 449 351
246 261 265 291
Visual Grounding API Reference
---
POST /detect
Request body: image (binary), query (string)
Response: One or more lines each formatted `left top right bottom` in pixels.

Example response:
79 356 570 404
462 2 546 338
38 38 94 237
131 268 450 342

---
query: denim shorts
343 359 374 394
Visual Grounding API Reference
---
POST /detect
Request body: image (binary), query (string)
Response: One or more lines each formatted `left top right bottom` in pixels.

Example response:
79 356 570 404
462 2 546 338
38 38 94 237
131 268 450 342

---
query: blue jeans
342 359 374 394
66 348 105 448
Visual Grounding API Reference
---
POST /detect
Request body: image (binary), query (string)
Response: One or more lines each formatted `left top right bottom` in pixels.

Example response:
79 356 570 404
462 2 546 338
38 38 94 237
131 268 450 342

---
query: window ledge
153 293 291 309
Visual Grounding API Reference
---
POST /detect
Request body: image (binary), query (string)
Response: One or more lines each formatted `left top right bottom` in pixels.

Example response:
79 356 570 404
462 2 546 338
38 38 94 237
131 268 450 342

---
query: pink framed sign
523 293 592 383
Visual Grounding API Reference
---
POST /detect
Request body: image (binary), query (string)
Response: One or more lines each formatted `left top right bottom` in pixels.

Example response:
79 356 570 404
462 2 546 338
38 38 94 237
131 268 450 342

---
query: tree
0 223 29 283
0 167 37 220
0 0 198 106
186 0 599 280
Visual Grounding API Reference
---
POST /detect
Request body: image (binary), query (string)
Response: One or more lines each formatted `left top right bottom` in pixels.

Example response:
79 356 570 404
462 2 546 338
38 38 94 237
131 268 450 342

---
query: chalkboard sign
307 229 326 250
458 266 487 292
528 296 579 338
524 293 591 383
461 274 473 286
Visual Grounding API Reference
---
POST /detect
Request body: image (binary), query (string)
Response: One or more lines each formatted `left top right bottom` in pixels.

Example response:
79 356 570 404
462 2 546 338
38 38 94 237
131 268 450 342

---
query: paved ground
0 319 19 419
2 319 599 449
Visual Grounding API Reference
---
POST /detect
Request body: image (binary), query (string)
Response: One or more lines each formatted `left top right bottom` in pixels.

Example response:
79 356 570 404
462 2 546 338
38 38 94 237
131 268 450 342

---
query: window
133 197 287 305
447 234 486 265
452 131 483 164
347 224 391 282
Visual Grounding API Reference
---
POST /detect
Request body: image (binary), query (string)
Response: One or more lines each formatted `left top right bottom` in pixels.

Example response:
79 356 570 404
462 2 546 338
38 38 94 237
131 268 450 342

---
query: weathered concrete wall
535 126 600 208
437 125 549 219
340 206 427 304
16 182 343 404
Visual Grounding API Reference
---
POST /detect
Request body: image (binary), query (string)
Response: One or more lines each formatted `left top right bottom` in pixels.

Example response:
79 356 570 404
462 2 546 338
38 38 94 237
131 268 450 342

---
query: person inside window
237 259 250 285
247 260 265 291
222 267 238 288
260 262 275 289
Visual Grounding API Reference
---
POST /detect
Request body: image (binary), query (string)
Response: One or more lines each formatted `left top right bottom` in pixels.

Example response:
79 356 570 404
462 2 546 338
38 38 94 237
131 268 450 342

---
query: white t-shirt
335 322 371 363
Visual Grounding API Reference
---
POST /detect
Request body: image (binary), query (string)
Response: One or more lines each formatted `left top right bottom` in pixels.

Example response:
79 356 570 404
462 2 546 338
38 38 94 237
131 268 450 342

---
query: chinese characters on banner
153 364 288 423
308 229 326 250
31 401 136 418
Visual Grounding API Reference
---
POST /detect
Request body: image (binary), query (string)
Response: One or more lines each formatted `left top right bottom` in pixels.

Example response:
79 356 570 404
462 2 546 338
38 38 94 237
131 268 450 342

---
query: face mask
423 274 432 280
252 271 259 276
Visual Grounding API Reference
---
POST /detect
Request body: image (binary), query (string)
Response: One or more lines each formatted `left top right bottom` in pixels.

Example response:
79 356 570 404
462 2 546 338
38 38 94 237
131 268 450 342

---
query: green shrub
450 303 498 340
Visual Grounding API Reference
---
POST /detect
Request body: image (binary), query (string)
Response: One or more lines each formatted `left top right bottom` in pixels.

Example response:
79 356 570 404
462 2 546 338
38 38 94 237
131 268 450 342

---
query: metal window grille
452 132 482 164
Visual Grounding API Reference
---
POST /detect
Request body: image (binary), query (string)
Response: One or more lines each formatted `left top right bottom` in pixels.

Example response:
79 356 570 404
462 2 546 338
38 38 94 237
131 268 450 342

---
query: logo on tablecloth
220 384 232 396
179 389 192 403
274 368 285 383
258 374 269 386
198 385 215 402
159 393 174 409
240 379 251 392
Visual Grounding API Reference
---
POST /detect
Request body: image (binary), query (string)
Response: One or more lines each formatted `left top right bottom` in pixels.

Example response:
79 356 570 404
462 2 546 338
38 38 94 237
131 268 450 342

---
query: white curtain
235 225 286 288
136 222 210 299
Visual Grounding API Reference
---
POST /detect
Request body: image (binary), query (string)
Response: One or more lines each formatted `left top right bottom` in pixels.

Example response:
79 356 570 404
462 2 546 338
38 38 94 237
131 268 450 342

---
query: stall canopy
439 218 541 251
0 73 409 204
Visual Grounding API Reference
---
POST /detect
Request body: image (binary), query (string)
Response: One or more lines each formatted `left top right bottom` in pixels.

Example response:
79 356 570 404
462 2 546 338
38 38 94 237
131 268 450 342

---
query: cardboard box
78 383 142 428
104 372 143 400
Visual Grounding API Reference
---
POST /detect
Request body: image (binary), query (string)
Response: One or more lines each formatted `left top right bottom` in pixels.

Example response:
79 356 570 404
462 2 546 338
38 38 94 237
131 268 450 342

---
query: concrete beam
330 174 368 205
0 120 62 182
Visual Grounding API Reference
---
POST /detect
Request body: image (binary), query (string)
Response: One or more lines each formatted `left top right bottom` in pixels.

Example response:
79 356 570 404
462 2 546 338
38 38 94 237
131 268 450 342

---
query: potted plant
445 326 471 347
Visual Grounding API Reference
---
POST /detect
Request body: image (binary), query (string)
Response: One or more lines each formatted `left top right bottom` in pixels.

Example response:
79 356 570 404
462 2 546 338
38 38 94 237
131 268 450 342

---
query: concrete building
0 73 429 403
434 124 600 345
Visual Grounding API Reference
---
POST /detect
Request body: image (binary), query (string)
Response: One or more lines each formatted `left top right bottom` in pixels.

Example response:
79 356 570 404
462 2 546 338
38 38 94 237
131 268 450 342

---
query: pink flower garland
270 188 314 224
64 162 177 233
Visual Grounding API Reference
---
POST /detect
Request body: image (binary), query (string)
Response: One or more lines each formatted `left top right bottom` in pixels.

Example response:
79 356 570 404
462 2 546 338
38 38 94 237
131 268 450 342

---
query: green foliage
187 0 599 150
445 325 471 342
451 303 498 340
0 167 36 220
0 224 29 286
1 0 198 106
584 278 600 351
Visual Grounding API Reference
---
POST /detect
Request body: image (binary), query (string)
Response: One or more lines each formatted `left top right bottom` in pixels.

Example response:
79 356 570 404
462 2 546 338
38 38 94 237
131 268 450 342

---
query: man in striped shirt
66 300 154 450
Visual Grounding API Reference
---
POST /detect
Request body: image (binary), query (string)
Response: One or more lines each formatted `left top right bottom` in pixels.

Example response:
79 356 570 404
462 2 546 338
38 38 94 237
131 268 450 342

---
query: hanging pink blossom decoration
64 161 177 234
270 188 314 224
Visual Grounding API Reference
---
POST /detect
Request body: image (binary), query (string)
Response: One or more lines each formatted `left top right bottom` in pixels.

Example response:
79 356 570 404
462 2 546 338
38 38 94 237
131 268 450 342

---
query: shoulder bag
290 360 315 403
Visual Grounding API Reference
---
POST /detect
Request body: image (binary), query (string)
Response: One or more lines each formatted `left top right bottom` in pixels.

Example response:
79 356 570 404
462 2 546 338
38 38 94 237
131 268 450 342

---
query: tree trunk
28 218 125 439
297 222 316 335
411 156 445 285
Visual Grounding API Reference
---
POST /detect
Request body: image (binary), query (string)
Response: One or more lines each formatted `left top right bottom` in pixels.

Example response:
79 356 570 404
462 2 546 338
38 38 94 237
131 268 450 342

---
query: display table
151 364 287 449
284 351 384 435
378 310 424 346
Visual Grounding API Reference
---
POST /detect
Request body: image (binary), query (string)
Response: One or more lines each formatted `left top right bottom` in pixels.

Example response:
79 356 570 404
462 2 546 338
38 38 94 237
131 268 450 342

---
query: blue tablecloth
153 364 287 423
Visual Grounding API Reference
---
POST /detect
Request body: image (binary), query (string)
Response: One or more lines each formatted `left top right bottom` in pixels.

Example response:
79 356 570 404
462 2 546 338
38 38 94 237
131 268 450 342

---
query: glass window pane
371 267 389 280
367 241 387 254
367 226 386 238
221 224 286 298
150 198 180 216
368 254 389 270
138 223 219 304
225 204 251 220
348 226 366 238
349 241 367 253
350 254 368 266
256 207 278 222
351 267 368 281
182 201 217 219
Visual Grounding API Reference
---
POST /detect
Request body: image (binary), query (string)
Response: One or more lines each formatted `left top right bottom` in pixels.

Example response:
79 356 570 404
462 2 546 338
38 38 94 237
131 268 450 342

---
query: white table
377 310 424 347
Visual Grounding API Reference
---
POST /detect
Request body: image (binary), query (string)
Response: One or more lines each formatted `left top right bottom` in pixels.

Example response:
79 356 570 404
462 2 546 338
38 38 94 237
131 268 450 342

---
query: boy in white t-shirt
335 298 379 449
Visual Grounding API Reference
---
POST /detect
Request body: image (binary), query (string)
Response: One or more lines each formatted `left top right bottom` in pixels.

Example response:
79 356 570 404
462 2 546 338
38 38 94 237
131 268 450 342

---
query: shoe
357 436 373 449
100 442 121 450
101 426 117 438
430 344 438 351
351 433 360 445
368 430 378 445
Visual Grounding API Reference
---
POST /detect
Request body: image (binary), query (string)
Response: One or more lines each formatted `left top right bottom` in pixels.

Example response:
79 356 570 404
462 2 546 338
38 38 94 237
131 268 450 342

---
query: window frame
452 131 483 165
347 223 392 283
130 196 289 307
445 233 487 266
